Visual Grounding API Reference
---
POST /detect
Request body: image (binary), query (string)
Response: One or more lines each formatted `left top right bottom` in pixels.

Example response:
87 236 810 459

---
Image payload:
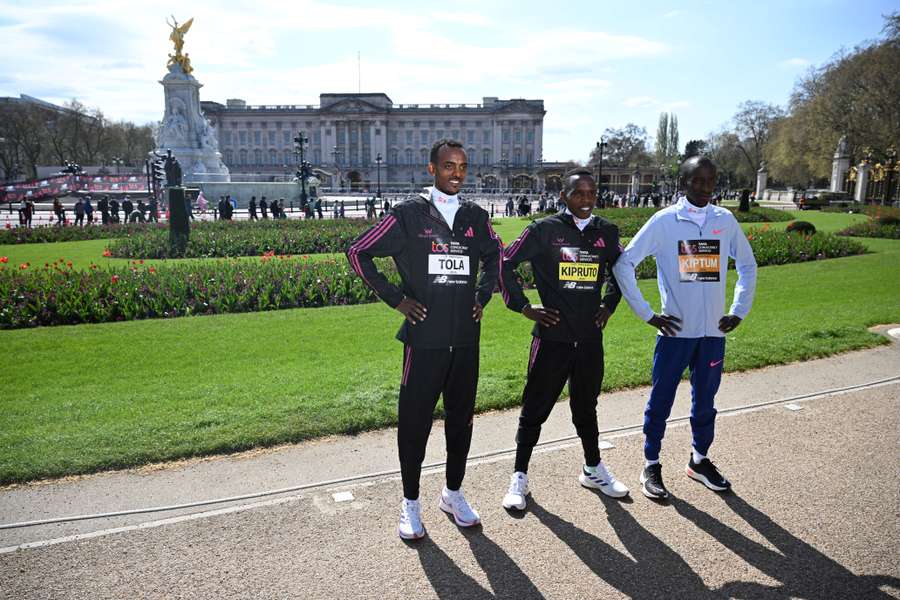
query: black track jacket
347 193 503 349
501 211 623 342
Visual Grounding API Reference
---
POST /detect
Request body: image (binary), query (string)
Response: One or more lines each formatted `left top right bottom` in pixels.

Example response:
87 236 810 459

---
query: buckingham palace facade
200 93 545 191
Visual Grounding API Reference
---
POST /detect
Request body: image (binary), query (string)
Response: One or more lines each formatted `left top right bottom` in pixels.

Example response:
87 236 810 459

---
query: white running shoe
502 471 530 510
438 486 481 527
398 498 425 540
579 461 630 498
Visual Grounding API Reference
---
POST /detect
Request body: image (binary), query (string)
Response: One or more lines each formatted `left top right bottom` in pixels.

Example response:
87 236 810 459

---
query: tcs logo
431 241 451 253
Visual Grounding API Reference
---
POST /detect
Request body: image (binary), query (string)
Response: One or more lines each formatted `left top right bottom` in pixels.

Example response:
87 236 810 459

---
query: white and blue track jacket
612 198 758 338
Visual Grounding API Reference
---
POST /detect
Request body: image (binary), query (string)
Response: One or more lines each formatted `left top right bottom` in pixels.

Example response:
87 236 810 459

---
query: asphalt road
1 352 899 598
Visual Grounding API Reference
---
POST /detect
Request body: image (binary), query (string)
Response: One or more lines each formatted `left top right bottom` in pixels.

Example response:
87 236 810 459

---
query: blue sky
0 0 893 162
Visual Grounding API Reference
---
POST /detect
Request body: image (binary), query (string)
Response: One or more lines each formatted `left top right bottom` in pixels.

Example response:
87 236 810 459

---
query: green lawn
1 210 897 484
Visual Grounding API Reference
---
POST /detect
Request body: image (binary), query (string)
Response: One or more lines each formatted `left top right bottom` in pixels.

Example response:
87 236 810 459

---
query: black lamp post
294 132 311 208
375 152 383 199
884 147 897 206
595 139 607 207
111 156 124 176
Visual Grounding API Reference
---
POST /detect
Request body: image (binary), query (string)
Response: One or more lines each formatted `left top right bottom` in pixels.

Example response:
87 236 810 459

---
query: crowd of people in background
9 188 741 229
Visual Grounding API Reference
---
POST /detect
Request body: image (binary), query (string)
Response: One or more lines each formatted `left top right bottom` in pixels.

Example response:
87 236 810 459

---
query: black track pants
398 344 479 500
514 337 604 473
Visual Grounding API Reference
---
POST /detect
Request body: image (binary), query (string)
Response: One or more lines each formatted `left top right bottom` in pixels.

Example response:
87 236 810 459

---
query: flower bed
107 219 370 259
0 222 166 245
527 207 792 237
0 229 867 329
836 220 900 239
0 255 398 329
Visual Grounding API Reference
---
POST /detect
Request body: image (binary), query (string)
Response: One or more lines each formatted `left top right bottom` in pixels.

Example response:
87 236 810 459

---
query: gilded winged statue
166 16 194 75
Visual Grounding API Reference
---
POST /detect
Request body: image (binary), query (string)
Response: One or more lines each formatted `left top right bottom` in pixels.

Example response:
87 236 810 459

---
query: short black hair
679 155 717 185
430 139 464 164
562 168 595 196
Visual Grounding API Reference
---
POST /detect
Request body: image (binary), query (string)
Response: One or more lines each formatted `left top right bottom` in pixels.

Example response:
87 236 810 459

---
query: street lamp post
375 152 383 199
294 132 311 209
111 156 124 176
595 139 607 207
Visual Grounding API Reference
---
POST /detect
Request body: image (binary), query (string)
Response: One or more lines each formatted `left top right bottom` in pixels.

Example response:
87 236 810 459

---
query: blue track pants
643 336 726 461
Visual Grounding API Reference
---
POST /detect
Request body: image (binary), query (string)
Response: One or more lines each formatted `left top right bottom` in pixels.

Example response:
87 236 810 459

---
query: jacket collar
557 209 603 231
674 196 728 223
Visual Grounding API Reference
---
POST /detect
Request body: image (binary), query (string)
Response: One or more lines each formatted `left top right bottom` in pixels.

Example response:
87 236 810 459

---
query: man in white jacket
613 156 757 500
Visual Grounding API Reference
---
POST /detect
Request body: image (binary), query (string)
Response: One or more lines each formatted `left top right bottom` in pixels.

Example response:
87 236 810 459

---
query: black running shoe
686 456 731 491
640 463 669 499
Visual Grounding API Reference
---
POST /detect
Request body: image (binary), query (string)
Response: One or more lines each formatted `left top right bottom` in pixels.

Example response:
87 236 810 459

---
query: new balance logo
464 226 474 238
593 238 606 248
423 228 432 235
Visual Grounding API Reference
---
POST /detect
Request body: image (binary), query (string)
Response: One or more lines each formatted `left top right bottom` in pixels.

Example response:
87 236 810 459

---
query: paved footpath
1 335 899 599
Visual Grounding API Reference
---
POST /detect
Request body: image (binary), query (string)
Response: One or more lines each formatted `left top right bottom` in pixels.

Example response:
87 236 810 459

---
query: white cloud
663 9 683 19
780 57 811 68
0 0 672 161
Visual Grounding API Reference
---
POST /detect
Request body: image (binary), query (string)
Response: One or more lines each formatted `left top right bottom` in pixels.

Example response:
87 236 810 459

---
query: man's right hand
648 313 682 336
522 304 560 327
396 297 427 324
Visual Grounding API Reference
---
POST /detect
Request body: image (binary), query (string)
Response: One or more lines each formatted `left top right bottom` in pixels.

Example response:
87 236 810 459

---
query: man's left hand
594 305 612 329
719 314 742 333
473 303 484 322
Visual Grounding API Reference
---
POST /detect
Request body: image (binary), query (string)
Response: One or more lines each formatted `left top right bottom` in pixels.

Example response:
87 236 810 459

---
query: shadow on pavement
671 493 900 599
414 530 544 600
530 495 719 598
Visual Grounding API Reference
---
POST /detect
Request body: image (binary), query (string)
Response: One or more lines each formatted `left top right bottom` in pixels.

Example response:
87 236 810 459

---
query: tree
706 129 754 189
767 15 899 184
683 139 708 158
732 100 785 174
667 113 679 160
590 123 651 168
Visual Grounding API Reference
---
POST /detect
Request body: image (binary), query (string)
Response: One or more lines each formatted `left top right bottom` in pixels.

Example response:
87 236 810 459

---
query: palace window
268 131 276 145
223 131 233 146
253 149 262 164
239 149 248 165
451 130 459 141
514 129 522 143
420 149 428 164
527 129 534 143
405 149 413 165
389 149 398 165
420 131 429 144
466 130 474 144
406 130 413 144
483 130 491 143
224 149 233 164
239 131 247 145
254 131 261 146
283 131 291 146
482 149 491 165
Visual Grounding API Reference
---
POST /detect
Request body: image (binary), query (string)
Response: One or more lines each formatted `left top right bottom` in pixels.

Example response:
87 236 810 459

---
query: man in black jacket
499 168 628 511
347 139 502 540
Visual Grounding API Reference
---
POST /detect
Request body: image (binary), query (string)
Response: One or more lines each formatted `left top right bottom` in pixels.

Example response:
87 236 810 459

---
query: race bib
558 247 599 291
678 240 720 282
428 240 471 285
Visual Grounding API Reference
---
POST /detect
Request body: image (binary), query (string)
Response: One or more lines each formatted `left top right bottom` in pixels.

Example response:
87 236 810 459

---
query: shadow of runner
530 496 718 598
462 527 546 600
671 493 900 599
414 537 493 600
